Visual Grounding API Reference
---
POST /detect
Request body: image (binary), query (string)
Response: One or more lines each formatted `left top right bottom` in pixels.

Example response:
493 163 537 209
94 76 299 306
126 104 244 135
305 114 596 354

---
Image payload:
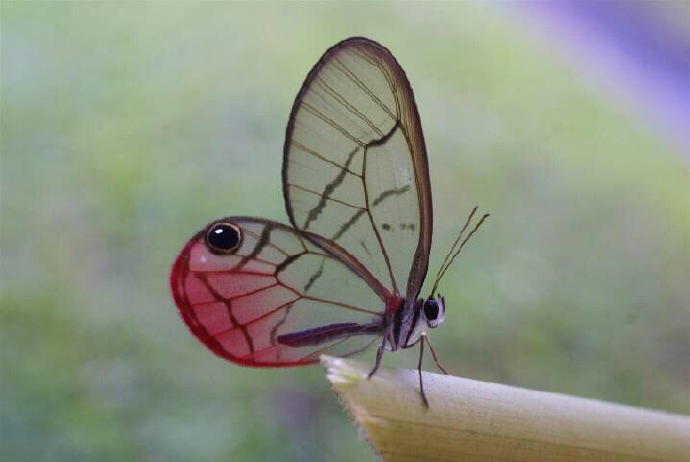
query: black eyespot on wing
206 222 242 254
423 299 439 321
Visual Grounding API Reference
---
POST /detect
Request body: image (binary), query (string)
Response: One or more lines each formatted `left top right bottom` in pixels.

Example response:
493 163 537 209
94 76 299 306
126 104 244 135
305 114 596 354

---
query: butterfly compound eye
423 300 439 321
205 222 242 254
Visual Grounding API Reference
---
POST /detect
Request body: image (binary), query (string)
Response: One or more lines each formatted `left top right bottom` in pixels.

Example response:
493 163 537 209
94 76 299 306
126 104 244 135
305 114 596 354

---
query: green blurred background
2 3 689 461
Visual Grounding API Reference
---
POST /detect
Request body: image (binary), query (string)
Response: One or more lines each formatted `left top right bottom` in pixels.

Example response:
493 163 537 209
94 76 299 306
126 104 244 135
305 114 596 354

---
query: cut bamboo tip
320 355 690 462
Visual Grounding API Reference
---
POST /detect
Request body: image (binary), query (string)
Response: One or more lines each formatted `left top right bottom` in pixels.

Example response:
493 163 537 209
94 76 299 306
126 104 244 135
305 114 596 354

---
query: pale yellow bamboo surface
321 355 690 462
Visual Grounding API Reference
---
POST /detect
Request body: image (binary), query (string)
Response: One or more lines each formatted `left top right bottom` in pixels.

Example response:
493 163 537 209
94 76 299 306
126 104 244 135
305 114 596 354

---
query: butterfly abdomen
277 322 384 347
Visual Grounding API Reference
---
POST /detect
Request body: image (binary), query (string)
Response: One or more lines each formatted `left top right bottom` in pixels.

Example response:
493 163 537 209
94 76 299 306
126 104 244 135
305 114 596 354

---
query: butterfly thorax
385 295 446 351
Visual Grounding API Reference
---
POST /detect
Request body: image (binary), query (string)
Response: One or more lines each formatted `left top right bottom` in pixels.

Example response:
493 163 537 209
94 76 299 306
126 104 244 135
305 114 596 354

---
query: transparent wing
283 37 433 299
170 217 393 367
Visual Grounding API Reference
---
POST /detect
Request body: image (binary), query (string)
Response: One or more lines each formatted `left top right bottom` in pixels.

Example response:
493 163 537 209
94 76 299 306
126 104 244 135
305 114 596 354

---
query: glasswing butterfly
170 37 488 407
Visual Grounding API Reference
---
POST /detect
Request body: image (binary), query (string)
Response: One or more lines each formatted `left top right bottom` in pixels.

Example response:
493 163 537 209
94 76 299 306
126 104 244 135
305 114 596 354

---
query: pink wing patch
171 217 390 367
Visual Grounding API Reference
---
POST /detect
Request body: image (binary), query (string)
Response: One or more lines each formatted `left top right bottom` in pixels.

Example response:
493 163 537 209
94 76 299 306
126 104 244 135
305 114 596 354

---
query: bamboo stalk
321 355 690 462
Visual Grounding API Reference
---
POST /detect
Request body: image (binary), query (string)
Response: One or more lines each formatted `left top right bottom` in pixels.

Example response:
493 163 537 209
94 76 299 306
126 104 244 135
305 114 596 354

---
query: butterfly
170 37 488 407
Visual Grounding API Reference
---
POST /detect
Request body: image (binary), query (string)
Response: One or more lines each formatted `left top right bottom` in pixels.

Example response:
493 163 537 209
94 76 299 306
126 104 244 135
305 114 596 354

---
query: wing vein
213 298 299 338
288 183 364 210
361 147 399 294
298 334 380 363
302 103 365 147
301 294 380 315
315 78 384 137
333 57 397 122
198 274 255 354
291 140 362 177
302 147 360 230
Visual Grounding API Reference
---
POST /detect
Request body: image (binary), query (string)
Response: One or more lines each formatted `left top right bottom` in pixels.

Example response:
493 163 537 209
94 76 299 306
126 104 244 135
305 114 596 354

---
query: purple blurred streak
519 2 690 162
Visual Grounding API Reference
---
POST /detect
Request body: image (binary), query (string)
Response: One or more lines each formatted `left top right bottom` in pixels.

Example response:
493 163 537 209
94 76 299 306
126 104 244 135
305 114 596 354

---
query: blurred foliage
2 3 689 462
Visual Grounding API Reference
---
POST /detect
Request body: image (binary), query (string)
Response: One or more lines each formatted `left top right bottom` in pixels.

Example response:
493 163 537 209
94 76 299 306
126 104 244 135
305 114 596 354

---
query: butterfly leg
368 336 387 379
422 332 448 374
417 337 430 408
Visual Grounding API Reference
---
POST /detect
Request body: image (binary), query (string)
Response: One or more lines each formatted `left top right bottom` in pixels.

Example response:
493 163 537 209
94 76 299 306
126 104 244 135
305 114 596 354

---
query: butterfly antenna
430 208 489 296
430 207 477 295
436 206 477 276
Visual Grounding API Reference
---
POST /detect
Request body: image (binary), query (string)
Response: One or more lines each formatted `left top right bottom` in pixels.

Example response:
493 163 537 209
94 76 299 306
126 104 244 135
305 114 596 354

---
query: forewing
283 37 433 299
170 217 389 367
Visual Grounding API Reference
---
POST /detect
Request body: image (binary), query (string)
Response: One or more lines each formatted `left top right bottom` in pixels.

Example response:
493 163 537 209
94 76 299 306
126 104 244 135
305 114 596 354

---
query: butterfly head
422 295 446 329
